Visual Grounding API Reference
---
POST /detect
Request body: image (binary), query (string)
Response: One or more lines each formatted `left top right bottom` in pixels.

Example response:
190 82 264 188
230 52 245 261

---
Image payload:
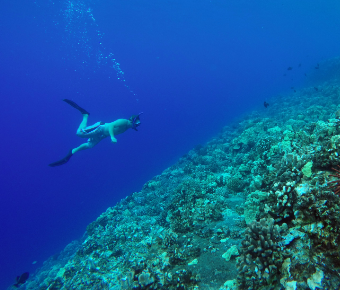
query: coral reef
236 218 285 289
16 58 340 290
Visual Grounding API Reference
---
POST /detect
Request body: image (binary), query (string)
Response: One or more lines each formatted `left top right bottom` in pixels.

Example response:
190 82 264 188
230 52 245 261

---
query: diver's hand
111 137 117 143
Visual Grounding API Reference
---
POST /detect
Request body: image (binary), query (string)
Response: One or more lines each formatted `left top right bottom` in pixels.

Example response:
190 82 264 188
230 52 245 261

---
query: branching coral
236 218 285 289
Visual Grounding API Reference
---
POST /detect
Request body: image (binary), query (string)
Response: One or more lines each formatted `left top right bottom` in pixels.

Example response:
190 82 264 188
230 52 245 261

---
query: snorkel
131 112 143 131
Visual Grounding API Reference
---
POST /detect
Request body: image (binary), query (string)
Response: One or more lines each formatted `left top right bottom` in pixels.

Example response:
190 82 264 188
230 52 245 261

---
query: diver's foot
49 149 73 167
63 99 90 115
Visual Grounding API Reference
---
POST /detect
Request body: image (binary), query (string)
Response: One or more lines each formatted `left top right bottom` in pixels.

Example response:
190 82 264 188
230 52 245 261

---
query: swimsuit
77 122 107 148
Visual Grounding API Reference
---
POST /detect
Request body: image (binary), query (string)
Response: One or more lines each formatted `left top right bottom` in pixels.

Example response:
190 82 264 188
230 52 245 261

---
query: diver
49 99 143 167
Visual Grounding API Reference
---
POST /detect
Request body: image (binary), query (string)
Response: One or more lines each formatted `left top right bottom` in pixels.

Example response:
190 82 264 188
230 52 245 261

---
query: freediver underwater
49 99 143 167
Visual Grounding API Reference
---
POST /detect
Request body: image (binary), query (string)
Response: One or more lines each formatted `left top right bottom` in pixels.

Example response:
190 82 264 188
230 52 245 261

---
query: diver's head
129 112 143 131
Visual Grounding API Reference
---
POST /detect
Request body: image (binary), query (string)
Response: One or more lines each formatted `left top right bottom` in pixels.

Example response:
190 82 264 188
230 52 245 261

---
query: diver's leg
72 136 99 154
72 143 91 154
49 142 92 167
49 136 99 166
77 114 89 134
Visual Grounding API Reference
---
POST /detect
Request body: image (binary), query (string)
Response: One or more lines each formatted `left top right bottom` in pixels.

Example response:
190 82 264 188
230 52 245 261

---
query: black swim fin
49 149 73 167
63 99 90 115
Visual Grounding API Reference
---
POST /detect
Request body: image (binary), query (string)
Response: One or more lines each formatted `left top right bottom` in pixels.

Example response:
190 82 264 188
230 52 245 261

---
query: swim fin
63 99 90 115
49 149 73 167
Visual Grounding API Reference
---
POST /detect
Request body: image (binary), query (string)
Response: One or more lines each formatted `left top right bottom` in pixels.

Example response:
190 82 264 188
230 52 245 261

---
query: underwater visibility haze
1 0 340 288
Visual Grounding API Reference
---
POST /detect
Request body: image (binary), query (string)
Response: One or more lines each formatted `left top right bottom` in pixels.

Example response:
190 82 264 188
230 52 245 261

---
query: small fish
264 101 269 108
314 87 319 91
283 74 287 76
291 87 294 89
14 272 29 288
304 73 307 76
315 63 319 69
298 63 301 67
294 90 296 92
287 67 293 70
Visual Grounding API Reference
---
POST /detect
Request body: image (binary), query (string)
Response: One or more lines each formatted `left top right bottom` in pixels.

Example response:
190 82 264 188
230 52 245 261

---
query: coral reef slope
20 63 340 290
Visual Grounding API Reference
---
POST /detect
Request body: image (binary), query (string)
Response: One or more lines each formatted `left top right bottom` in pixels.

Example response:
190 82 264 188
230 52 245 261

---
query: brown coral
327 165 340 195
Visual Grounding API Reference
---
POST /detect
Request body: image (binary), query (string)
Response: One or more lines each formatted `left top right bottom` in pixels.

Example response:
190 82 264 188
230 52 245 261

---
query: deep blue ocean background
1 0 340 288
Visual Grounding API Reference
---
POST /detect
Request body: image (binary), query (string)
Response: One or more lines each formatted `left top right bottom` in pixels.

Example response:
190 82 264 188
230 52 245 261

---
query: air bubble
60 0 135 94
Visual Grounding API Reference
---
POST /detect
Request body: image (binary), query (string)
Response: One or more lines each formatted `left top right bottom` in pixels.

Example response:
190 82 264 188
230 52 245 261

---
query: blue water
1 0 340 288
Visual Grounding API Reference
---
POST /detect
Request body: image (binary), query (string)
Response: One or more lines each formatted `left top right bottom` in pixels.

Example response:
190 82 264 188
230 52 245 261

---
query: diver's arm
108 123 117 143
